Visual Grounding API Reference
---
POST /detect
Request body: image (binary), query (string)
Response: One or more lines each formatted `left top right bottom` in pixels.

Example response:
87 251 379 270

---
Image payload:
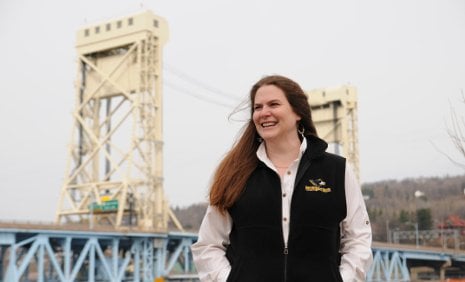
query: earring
298 126 305 139
257 136 263 143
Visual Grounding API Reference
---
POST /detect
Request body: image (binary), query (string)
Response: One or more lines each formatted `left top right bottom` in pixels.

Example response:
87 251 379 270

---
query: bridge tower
307 86 360 181
55 10 182 231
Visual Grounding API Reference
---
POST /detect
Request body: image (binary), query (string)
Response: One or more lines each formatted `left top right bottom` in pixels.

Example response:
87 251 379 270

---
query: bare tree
432 91 465 169
447 93 465 169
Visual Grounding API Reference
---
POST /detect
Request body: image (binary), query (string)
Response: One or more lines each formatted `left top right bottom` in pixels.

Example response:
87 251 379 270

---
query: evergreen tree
416 208 432 230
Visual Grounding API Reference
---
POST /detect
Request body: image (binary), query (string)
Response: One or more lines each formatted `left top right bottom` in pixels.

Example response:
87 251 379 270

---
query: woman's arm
339 164 373 281
191 205 232 282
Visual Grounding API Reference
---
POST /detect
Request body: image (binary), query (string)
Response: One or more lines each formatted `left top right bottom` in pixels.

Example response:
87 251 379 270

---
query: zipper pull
283 247 288 255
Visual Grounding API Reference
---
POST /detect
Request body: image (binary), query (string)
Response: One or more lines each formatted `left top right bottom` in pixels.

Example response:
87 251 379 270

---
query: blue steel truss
367 248 410 281
367 244 465 282
0 225 198 282
3 225 465 282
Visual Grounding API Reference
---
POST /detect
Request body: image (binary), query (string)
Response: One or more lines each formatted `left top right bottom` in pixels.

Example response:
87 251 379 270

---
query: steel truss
367 249 410 282
367 243 465 282
55 11 182 231
0 226 198 282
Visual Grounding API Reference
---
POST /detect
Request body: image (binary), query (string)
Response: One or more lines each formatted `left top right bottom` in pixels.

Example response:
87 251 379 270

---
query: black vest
226 136 347 282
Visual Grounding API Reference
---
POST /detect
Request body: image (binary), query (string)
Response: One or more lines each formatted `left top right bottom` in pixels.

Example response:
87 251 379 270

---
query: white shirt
191 139 373 282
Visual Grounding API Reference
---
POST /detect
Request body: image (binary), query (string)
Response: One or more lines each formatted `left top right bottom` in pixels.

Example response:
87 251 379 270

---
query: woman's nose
259 106 271 117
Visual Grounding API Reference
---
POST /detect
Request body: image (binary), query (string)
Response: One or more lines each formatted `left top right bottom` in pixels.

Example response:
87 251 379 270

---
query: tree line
172 174 465 243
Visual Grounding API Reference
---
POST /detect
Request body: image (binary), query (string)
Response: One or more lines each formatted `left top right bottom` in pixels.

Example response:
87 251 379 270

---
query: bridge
1 221 465 281
0 222 197 282
371 242 465 281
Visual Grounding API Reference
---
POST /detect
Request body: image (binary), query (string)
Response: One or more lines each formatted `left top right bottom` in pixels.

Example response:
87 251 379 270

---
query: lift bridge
3 8 464 282
0 8 396 282
1 10 197 282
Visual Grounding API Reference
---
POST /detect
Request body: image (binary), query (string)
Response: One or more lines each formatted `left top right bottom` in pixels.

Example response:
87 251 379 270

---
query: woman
191 75 372 282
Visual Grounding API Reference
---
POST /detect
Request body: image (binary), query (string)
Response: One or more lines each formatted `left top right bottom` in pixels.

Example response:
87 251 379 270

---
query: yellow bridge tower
55 10 182 231
308 86 360 182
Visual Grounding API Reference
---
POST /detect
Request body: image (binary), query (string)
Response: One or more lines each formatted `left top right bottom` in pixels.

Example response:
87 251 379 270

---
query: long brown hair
209 75 318 213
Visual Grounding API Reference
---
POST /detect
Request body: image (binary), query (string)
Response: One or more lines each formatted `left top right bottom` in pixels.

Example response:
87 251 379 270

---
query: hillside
172 174 465 241
171 202 208 232
363 174 465 242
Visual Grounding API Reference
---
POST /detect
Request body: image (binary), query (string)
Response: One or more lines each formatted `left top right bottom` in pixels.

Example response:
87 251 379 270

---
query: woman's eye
254 105 262 110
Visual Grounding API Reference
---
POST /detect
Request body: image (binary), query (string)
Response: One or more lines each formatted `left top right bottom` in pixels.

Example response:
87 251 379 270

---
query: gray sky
1 0 464 221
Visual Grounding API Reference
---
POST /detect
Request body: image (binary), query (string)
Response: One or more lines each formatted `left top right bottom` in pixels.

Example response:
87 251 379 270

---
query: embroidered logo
305 178 331 193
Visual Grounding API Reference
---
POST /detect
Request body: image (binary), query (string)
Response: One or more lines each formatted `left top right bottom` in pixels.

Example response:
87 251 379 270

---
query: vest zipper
283 246 288 282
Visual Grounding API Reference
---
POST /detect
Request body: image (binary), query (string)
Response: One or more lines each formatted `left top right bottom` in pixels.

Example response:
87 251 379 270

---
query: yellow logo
305 186 332 193
305 178 331 193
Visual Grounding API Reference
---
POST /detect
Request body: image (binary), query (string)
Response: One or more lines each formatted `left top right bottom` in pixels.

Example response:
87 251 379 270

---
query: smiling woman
191 75 373 282
251 84 307 178
252 85 302 155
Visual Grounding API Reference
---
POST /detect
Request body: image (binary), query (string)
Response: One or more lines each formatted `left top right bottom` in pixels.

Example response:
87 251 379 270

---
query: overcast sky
1 0 465 222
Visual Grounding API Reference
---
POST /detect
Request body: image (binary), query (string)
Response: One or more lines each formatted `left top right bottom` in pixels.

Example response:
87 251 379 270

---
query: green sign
89 200 119 212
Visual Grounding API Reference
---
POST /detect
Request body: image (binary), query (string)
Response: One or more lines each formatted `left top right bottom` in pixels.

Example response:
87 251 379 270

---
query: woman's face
252 85 301 143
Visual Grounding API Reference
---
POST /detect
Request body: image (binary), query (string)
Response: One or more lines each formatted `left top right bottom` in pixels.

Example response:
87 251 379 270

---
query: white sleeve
339 164 373 282
191 205 232 282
